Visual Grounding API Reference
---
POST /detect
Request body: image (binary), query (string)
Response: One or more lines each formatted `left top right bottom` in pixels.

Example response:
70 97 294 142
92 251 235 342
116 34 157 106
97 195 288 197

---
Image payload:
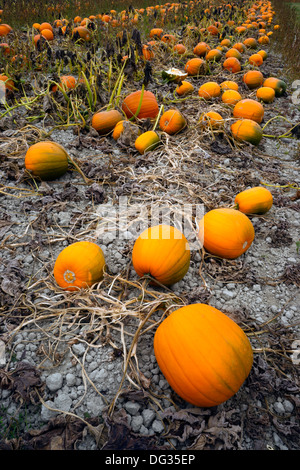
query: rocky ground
0 35 300 450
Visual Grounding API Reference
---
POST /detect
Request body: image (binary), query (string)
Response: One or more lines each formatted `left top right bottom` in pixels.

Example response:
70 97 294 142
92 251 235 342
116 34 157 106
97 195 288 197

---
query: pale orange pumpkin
132 224 190 285
154 303 253 407
53 241 106 291
134 131 160 154
221 89 242 105
91 109 123 135
198 208 255 259
25 141 69 181
256 86 275 103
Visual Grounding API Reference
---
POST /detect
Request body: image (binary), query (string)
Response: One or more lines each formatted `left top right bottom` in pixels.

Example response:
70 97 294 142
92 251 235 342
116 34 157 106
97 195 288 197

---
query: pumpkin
256 86 275 103
159 109 186 135
59 75 77 91
205 49 222 62
233 99 264 123
198 207 255 259
161 33 176 44
184 58 206 76
263 77 287 97
207 24 219 36
39 22 52 32
0 24 12 37
220 38 231 47
91 109 123 135
41 28 54 41
221 89 242 105
153 303 253 407
25 141 69 181
149 28 163 38
112 120 141 141
220 80 239 92
243 37 257 49
231 119 263 146
73 26 91 41
200 111 224 128
132 224 190 286
235 186 273 214
257 49 268 60
232 42 246 53
225 48 242 60
258 35 269 44
175 80 194 96
53 241 105 291
193 42 210 57
198 81 221 100
122 89 159 120
249 53 263 66
243 70 264 89
222 57 241 73
135 131 160 154
142 44 154 61
173 43 186 54
0 74 15 92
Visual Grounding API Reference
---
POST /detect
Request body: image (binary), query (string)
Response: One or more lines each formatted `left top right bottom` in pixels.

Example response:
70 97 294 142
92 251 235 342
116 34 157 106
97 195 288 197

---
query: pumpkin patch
1 0 299 448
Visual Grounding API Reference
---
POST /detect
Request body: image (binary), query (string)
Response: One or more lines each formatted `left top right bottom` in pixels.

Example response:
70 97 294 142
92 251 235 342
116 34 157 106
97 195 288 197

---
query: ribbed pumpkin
159 109 186 135
175 80 194 96
184 58 206 76
198 81 221 100
231 119 263 146
193 42 210 57
243 37 257 49
205 48 222 62
91 109 123 135
222 57 241 73
220 80 239 92
153 303 253 407
249 53 263 66
232 42 246 53
25 141 69 181
221 89 242 105
233 99 264 123
225 48 242 60
132 224 190 286
122 90 159 120
243 70 264 89
256 86 275 103
149 28 163 38
235 186 273 214
263 77 287 97
135 130 160 154
198 207 255 259
53 241 105 291
73 26 91 41
173 43 186 54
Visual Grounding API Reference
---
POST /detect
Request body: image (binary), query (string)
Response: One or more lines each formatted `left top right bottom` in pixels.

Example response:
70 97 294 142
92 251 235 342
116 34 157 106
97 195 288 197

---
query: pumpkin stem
152 104 164 131
129 84 145 121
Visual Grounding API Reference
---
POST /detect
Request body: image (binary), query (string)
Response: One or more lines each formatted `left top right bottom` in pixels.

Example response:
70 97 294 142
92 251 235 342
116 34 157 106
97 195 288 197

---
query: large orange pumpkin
159 109 186 135
132 224 190 286
233 98 264 123
234 186 273 214
25 141 69 181
193 42 210 57
198 208 255 259
222 57 241 73
154 303 253 407
91 109 123 135
122 89 159 120
53 241 106 291
256 86 275 103
231 119 263 146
